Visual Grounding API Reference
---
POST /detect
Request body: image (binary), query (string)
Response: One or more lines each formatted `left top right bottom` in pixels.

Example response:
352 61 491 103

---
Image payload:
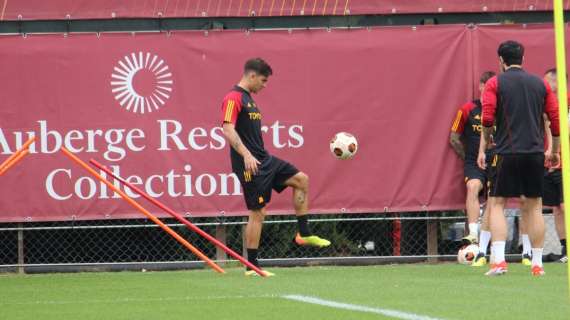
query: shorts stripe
244 170 252 182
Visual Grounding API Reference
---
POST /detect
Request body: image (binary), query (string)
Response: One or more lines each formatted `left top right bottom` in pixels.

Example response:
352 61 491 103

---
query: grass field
0 263 568 320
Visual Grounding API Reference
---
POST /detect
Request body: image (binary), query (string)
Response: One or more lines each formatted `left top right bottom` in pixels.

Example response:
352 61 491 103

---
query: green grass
0 263 568 320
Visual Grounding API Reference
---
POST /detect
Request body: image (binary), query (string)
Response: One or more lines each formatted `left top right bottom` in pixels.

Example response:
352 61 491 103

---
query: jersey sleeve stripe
224 100 235 122
451 111 462 131
225 100 233 121
452 118 460 131
223 101 228 121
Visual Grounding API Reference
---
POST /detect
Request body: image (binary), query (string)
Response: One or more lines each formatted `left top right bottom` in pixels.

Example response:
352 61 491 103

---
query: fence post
392 213 401 256
427 217 438 263
242 224 248 260
17 223 24 274
215 224 228 263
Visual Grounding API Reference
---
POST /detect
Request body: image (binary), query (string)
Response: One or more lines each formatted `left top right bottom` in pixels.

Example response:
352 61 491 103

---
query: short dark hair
544 68 557 76
497 40 524 66
479 71 496 84
244 58 273 77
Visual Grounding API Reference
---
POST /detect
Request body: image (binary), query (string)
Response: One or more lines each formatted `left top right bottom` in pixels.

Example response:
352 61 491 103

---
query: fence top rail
0 215 472 231
0 1 559 21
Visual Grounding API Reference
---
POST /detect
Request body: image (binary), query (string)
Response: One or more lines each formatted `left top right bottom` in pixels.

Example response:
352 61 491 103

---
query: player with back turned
479 41 560 276
221 58 331 277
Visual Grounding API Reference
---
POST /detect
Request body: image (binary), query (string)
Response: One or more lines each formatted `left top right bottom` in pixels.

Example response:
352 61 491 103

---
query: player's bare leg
519 211 532 266
521 197 546 275
480 202 491 235
285 172 331 247
553 205 567 262
473 199 491 266
463 179 483 244
486 196 508 275
289 172 309 217
246 208 265 250
554 205 566 239
244 208 274 276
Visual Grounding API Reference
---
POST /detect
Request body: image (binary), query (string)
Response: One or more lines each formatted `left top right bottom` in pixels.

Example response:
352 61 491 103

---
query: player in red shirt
479 41 560 276
221 58 331 276
542 68 567 263
450 71 495 267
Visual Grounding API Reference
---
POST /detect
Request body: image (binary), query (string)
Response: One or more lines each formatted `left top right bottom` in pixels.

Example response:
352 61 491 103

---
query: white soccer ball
330 132 358 160
457 244 479 265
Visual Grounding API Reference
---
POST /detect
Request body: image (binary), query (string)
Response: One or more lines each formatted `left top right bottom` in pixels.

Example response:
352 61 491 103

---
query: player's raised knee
296 172 309 188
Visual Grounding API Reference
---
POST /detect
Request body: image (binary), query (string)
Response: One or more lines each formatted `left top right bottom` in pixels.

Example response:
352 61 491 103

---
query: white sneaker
485 261 508 276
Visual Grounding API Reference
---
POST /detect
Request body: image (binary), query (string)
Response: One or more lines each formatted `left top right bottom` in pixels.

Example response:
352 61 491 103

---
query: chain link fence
0 211 564 273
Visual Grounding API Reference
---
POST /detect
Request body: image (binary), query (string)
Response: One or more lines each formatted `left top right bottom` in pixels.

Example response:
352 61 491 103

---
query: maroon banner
1 0 568 20
0 25 474 222
1 24 567 222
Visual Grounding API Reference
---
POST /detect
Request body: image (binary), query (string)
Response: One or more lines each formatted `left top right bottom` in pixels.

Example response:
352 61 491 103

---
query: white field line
1 294 278 306
282 295 448 320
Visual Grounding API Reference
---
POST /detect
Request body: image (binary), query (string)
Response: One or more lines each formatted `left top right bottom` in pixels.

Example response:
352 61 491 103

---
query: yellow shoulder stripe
451 110 463 132
224 100 235 122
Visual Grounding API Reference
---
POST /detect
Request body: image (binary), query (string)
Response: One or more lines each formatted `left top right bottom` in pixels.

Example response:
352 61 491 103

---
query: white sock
522 234 531 255
492 241 506 263
469 223 479 238
479 230 491 255
531 248 543 267
490 243 495 264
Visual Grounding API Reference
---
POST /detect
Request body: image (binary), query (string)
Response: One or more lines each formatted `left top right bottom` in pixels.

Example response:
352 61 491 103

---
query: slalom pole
0 137 35 176
90 159 267 277
553 0 570 299
60 148 225 274
0 150 30 176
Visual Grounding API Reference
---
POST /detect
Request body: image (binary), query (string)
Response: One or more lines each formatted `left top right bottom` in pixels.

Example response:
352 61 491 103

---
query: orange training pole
60 148 225 274
0 137 35 175
90 159 267 277
0 150 30 176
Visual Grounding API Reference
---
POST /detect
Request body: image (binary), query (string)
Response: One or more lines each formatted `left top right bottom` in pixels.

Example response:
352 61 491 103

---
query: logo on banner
110 52 174 114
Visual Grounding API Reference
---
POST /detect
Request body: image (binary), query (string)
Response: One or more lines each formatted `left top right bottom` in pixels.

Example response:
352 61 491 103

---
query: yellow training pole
553 0 570 298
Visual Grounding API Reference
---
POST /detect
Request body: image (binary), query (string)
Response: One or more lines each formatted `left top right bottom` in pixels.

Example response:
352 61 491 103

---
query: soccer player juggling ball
221 58 331 277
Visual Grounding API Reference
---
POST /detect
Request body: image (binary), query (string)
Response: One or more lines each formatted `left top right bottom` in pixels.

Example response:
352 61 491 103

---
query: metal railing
0 212 563 273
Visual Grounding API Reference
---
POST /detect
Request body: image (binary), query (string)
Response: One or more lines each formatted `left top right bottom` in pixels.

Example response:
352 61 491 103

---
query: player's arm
449 133 465 160
477 130 488 170
543 113 553 156
544 80 561 166
222 123 260 174
449 107 467 160
479 76 498 169
481 77 498 147
220 96 261 174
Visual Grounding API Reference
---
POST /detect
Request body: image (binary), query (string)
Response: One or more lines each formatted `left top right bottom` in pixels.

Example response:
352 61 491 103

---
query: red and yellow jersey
451 100 484 162
221 86 268 169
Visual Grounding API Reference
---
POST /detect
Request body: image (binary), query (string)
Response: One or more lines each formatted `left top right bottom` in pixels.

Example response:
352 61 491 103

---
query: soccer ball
330 132 358 160
457 244 479 265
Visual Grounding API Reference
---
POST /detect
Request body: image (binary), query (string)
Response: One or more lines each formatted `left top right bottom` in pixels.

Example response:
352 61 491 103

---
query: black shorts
234 156 299 210
464 162 487 184
543 169 563 206
489 153 544 198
